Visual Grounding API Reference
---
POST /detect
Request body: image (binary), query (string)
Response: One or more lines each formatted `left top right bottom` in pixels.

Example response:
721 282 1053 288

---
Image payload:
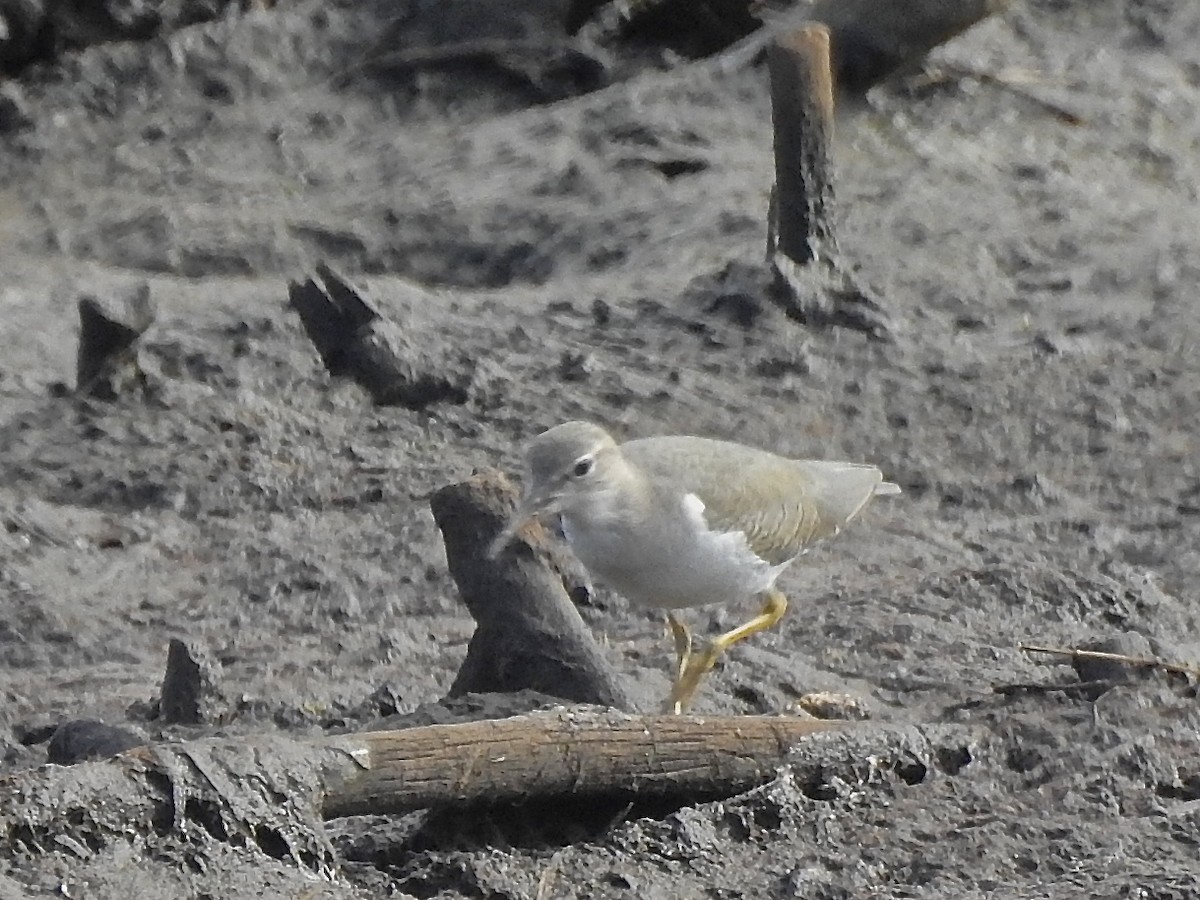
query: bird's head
488 421 622 557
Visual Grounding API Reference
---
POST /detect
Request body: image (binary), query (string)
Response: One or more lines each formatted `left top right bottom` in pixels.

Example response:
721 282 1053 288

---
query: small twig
913 64 1085 125
1020 643 1200 679
352 38 577 77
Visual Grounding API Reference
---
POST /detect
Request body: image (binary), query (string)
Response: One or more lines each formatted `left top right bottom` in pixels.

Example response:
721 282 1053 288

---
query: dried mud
1 0 1199 897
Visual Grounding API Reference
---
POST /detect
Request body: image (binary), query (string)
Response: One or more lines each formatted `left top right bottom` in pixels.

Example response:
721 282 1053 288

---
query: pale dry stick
911 64 1084 125
1020 643 1200 679
913 65 1070 87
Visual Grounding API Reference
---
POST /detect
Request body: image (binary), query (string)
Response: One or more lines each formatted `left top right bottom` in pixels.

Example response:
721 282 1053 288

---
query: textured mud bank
1 0 1198 896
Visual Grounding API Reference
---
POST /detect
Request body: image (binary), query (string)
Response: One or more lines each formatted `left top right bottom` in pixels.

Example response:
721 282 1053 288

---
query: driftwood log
431 469 634 710
287 263 472 409
1 711 982 872
2 710 846 857
325 709 847 818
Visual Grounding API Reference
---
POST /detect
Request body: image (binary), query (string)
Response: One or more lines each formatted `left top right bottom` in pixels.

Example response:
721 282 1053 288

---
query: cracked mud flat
1 0 1199 897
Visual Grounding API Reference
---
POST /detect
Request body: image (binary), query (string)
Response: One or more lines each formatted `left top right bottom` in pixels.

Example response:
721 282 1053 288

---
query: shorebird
490 421 900 712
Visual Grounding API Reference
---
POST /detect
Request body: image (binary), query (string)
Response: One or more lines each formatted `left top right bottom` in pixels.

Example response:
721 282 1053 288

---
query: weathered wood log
287 263 472 409
2 710 847 854
431 469 634 711
75 283 154 398
2 710 982 874
322 709 846 818
766 25 890 341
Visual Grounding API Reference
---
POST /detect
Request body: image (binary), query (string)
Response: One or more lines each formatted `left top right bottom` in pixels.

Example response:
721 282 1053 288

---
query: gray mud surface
2 0 1200 897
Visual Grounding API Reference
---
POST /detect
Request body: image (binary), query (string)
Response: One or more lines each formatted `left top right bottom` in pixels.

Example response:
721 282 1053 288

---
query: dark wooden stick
287 263 471 409
156 638 230 725
430 470 634 711
992 680 1113 701
75 284 154 398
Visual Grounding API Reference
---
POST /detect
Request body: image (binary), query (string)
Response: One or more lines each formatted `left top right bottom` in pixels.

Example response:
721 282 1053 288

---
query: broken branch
767 23 836 269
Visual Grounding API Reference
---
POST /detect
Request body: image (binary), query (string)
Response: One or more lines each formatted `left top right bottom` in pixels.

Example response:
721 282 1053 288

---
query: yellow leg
667 612 692 682
665 588 788 714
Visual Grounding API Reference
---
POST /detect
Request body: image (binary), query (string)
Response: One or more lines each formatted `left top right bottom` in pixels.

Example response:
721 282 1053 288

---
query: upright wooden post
766 23 838 268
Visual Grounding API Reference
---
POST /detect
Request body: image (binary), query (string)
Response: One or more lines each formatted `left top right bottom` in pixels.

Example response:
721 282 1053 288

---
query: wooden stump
765 24 890 340
288 263 471 409
431 470 635 711
75 284 154 398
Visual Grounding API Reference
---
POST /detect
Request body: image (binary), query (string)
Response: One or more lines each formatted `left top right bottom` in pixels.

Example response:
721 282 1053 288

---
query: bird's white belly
561 496 788 610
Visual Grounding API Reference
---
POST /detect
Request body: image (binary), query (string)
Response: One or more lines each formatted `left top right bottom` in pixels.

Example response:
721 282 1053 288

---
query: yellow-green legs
667 611 693 683
665 588 789 714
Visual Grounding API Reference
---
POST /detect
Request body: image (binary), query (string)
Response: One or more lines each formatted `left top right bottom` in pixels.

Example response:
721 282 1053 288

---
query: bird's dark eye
572 457 594 478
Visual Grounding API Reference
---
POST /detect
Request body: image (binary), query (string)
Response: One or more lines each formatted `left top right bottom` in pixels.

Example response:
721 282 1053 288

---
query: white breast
561 491 790 610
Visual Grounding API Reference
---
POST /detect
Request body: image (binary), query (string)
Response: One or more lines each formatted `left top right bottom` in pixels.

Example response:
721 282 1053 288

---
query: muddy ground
2 0 1199 896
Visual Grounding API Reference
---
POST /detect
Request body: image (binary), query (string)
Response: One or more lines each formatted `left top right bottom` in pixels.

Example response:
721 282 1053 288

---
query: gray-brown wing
623 437 888 566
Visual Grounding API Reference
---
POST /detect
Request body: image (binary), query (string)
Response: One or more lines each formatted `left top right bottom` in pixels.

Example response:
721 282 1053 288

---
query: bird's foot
662 589 789 714
664 643 721 714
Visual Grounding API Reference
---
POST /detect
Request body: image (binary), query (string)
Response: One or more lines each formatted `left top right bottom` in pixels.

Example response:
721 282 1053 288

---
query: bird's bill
487 491 557 558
